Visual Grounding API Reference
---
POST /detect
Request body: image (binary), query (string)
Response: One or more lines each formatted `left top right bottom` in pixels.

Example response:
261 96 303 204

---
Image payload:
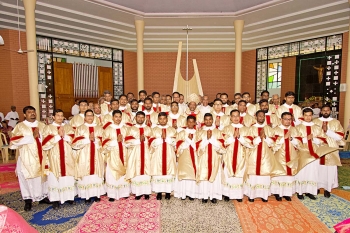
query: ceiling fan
0 0 34 54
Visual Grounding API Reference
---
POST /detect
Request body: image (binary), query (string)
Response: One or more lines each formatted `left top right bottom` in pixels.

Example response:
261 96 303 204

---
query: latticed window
268 61 282 89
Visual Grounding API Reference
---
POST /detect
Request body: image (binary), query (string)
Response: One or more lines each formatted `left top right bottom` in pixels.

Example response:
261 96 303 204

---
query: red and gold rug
74 195 161 233
234 196 330 233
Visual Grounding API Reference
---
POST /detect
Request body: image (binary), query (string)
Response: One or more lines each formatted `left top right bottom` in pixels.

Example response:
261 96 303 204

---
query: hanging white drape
73 62 99 98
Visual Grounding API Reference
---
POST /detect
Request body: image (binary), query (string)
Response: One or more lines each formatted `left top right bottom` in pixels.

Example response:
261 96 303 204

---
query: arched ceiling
0 0 348 51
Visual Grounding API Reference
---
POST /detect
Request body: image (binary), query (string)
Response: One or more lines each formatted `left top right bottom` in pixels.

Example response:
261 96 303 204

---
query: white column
135 19 145 91
23 0 40 119
234 20 244 94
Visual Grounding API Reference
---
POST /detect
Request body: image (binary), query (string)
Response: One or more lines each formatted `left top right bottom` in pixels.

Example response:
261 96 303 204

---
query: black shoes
284 196 292 201
144 195 150 200
223 196 230 202
52 201 59 210
189 197 194 201
135 196 142 200
248 198 254 202
156 193 162 200
202 199 208 203
262 198 268 202
67 200 76 205
297 194 304 200
24 199 32 211
165 193 171 200
39 197 51 204
85 199 91 203
211 198 217 204
274 194 282 201
305 193 316 200
324 190 331 198
236 199 243 202
95 198 101 202
109 198 115 202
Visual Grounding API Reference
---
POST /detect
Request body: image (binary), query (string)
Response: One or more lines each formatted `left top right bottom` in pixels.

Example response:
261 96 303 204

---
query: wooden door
98 67 113 97
54 62 74 118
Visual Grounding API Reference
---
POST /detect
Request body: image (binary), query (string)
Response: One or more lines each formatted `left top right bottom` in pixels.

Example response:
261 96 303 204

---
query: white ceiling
0 0 349 52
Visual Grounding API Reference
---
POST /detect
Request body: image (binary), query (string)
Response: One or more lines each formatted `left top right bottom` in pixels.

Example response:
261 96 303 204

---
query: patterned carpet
0 191 92 233
75 195 161 233
300 194 350 231
160 197 242 233
234 196 330 233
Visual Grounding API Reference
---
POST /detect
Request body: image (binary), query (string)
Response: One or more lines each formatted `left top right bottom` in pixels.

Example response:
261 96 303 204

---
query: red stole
320 122 328 165
239 116 244 124
172 119 177 127
88 127 95 175
266 115 271 125
57 127 66 176
31 127 43 166
306 126 319 159
162 128 167 175
232 128 239 174
141 105 145 111
256 127 263 175
189 133 196 175
283 129 292 176
189 112 196 117
215 116 220 129
153 104 161 112
139 128 145 175
288 108 295 127
116 128 124 165
222 107 226 113
207 130 213 180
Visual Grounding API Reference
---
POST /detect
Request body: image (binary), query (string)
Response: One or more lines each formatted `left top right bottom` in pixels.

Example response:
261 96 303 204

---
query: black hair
204 113 213 120
171 101 178 106
187 115 196 121
321 104 331 111
238 100 247 105
303 108 313 115
144 97 153 103
255 110 265 117
23 106 36 114
285 91 296 97
119 94 127 99
260 90 269 96
158 112 168 118
259 99 268 105
213 98 223 104
84 109 94 117
152 92 160 97
110 98 119 104
281 112 293 119
139 90 147 96
220 93 228 98
131 99 138 104
230 109 239 115
79 99 88 105
53 109 64 116
112 110 122 116
136 111 145 117
172 92 180 97
242 92 250 97
234 93 241 97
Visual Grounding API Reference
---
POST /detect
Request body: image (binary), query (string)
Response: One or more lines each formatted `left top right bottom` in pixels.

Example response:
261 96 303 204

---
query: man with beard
199 95 211 115
42 109 76 209
242 92 256 116
142 97 158 128
173 92 185 114
160 95 167 105
138 90 147 111
276 91 302 126
10 106 47 211
72 110 105 203
231 93 242 110
237 100 256 127
184 93 204 126
271 112 300 201
150 112 177 200
128 99 139 124
165 95 172 112
102 110 130 201
258 99 280 128
125 111 154 200
290 108 336 200
102 99 131 127
70 100 100 130
168 102 187 131
313 105 343 197
127 92 134 104
210 98 230 130
196 113 226 203
220 93 232 115
101 90 113 115
222 110 252 202
93 103 102 125
256 90 276 114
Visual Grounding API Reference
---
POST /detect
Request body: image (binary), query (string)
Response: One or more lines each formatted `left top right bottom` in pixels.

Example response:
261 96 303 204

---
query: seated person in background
1 121 12 144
